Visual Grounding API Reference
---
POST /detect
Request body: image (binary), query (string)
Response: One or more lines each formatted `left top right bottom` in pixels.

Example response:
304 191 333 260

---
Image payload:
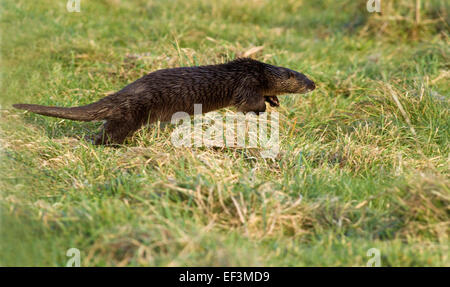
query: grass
0 0 449 266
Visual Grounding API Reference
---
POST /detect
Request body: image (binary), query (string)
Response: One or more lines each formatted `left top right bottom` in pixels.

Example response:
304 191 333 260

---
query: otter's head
264 65 315 95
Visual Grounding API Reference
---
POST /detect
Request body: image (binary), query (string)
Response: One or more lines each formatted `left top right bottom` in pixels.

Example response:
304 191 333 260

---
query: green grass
0 0 449 266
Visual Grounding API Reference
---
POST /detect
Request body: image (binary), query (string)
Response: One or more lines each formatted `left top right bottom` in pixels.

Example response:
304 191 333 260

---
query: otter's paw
265 96 280 107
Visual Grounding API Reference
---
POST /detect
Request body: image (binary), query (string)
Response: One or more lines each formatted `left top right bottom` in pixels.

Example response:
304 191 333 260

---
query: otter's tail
13 102 110 122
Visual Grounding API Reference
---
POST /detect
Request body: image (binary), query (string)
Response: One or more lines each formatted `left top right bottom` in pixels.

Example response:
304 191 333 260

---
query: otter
13 58 315 145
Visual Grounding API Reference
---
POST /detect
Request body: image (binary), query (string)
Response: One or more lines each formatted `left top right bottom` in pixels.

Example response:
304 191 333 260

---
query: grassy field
0 0 448 266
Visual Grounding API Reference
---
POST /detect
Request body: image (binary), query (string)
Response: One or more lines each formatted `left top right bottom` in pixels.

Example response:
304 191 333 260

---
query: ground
0 0 448 266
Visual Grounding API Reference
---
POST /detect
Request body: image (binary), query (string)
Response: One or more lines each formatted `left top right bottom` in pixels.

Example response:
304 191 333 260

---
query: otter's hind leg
93 119 142 146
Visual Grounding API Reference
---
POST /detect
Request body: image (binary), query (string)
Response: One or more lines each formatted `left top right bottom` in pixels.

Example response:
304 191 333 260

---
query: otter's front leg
237 94 267 114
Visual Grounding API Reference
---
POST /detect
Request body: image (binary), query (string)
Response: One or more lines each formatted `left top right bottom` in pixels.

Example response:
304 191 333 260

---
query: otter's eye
283 70 293 79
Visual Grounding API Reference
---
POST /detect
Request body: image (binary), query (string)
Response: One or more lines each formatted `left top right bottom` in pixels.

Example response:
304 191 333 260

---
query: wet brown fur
13 58 315 145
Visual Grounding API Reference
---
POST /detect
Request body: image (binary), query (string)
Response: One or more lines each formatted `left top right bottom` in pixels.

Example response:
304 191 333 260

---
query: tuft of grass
0 0 449 266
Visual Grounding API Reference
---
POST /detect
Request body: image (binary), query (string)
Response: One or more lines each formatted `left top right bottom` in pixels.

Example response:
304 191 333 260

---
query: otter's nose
308 80 316 91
